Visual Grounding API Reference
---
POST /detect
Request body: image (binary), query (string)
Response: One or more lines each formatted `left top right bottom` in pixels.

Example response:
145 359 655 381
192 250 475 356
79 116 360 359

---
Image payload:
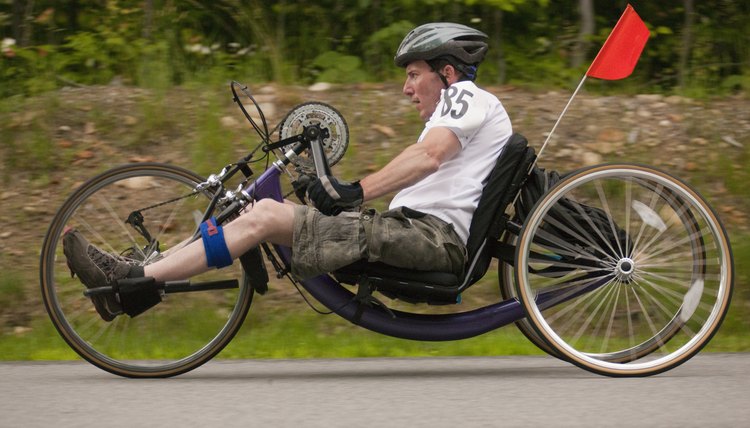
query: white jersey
389 80 512 243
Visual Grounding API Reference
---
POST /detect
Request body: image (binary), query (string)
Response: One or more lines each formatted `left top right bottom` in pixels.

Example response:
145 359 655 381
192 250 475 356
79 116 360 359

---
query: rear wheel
498 233 561 359
40 163 253 378
515 164 733 376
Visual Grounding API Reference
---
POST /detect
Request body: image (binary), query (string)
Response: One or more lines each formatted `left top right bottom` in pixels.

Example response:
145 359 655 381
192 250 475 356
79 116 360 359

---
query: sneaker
63 229 133 321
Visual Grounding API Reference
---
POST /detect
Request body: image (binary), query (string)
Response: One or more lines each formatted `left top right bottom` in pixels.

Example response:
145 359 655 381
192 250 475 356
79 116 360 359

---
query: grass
714 237 750 339
222 306 547 360
0 94 60 180
0 272 26 310
0 300 547 362
3 289 748 362
189 93 237 177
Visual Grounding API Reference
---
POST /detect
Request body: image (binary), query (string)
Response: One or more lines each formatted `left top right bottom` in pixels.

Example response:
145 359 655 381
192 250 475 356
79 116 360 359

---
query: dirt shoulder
1 83 748 330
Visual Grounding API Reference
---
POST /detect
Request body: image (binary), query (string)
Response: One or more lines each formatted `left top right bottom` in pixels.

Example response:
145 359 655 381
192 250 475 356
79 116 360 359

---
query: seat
334 133 536 305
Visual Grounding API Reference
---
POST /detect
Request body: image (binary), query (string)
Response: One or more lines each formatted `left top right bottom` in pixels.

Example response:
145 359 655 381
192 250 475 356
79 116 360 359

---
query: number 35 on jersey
441 86 474 119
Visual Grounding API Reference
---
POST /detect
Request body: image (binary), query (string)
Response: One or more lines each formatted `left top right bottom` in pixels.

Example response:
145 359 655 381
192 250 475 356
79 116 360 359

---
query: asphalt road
1 354 748 428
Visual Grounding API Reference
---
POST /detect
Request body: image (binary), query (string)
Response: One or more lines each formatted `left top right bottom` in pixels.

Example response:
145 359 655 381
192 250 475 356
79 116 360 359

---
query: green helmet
394 22 489 68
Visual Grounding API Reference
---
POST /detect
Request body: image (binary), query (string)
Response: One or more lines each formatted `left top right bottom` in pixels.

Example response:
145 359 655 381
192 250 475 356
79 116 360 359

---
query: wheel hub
615 257 636 283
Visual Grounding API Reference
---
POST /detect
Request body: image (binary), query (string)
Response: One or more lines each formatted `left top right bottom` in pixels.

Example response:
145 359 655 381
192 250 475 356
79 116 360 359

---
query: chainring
278 102 349 174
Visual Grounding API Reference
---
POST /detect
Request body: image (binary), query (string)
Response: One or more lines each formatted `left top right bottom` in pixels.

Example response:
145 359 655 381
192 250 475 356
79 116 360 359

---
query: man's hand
307 176 363 216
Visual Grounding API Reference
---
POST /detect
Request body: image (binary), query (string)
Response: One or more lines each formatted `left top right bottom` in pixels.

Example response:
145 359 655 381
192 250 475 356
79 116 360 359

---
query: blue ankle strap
200 217 233 269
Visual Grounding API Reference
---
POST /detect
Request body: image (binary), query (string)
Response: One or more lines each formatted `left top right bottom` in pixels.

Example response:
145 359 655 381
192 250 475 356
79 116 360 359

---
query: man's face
402 60 445 121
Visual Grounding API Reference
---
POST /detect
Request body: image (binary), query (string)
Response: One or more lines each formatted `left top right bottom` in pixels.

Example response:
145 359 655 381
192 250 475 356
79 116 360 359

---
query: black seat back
462 133 536 287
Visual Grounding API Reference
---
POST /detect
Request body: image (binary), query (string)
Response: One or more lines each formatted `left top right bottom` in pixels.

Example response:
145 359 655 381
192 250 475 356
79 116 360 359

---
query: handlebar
211 124 332 225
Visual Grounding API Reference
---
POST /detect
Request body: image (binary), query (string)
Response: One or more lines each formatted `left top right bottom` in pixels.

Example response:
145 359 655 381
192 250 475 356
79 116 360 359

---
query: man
64 22 513 321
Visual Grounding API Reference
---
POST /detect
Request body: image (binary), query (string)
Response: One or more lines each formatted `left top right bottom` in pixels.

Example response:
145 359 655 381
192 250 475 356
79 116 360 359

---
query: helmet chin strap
429 59 477 89
436 71 450 89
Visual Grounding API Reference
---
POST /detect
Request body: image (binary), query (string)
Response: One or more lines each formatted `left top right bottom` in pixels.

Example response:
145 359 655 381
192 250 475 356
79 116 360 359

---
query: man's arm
305 126 461 215
359 127 461 201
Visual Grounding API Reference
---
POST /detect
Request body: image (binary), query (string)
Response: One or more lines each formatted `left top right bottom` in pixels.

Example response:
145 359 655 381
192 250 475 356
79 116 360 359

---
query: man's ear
441 64 460 85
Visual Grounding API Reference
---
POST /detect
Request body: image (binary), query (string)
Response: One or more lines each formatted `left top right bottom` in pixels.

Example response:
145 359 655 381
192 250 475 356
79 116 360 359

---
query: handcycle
40 81 734 378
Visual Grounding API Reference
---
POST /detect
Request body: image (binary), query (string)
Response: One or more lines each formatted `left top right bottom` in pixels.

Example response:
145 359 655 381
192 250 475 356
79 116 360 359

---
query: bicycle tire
40 163 254 378
500 176 707 364
514 164 733 377
497 233 562 359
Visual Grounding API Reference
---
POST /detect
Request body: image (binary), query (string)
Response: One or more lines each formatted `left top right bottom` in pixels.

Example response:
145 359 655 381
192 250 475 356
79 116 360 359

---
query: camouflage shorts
291 206 467 279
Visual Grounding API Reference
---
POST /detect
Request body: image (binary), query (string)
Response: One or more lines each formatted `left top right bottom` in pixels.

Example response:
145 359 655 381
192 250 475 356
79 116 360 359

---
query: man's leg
143 198 295 282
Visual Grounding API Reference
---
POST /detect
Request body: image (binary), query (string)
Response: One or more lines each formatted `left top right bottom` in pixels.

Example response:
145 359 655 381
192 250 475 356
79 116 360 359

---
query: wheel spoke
569 280 620 346
624 180 632 257
593 180 625 258
634 229 707 264
541 210 618 262
528 222 604 263
628 181 664 258
544 274 616 325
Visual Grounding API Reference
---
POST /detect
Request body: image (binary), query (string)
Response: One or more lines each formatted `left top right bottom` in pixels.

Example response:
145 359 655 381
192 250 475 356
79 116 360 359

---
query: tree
11 0 31 46
571 0 593 68
677 0 694 90
0 0 748 94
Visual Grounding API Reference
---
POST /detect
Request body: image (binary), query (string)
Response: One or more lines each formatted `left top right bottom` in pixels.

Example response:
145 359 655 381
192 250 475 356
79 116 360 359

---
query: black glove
307 175 363 216
291 174 314 204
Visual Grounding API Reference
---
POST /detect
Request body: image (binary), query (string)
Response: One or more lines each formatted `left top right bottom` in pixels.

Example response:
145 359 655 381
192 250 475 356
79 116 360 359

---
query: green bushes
309 51 369 83
2 1 748 98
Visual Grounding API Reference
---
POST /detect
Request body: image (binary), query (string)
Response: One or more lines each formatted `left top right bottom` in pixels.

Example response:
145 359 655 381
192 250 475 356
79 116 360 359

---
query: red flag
586 4 650 80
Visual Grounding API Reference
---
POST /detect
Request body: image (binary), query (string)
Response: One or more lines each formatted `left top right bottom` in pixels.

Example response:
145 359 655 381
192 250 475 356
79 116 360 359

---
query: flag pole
512 75 588 208
530 75 588 170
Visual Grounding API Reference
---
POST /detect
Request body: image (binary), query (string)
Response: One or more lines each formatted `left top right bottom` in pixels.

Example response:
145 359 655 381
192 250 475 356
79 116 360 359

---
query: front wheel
515 164 733 377
40 163 253 378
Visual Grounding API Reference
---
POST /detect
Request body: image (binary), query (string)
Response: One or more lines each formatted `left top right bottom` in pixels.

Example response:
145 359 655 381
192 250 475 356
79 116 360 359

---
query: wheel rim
498 234 562 359
40 164 252 377
516 165 732 376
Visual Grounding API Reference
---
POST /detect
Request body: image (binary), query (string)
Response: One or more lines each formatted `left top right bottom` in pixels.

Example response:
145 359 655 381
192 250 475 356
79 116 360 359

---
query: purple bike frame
243 161 607 342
